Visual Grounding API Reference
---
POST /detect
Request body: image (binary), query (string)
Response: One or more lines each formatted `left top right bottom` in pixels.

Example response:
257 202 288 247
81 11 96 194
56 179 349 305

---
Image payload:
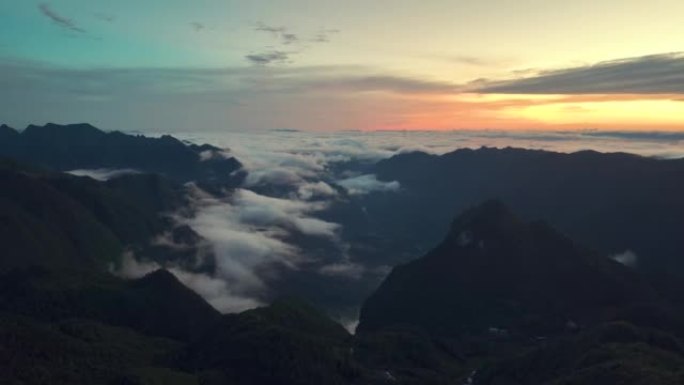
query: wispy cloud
115 252 264 313
190 21 205 32
38 3 85 33
254 22 339 45
448 55 507 67
312 29 340 43
0 59 460 98
475 52 684 94
249 23 339 65
281 33 298 45
255 22 287 35
245 50 291 65
311 75 460 94
67 168 140 181
255 22 298 45
336 174 400 195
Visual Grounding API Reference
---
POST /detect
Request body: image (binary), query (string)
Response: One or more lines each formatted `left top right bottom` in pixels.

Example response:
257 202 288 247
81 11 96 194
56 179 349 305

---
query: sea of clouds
113 129 684 328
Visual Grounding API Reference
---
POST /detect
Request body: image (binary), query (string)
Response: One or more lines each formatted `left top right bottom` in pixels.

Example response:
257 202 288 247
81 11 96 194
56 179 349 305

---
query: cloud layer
336 174 400 195
112 132 414 315
6 52 684 131
67 168 140 181
111 129 683 320
0 59 466 131
475 53 684 94
115 251 263 313
155 182 346 312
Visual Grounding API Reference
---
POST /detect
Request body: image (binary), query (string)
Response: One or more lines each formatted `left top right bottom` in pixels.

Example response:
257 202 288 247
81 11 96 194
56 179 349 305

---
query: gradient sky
2 0 684 131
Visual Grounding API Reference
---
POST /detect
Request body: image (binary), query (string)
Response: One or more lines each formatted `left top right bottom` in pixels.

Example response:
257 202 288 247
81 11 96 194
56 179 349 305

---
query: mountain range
368 147 684 275
0 123 245 187
2 124 684 384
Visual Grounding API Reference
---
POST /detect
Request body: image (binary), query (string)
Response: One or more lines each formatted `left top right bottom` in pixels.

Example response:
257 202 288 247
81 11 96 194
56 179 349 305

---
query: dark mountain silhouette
181 298 364 385
0 123 19 141
0 267 221 384
0 123 246 187
2 185 683 384
359 201 658 339
0 314 193 385
0 153 368 383
0 160 123 271
0 267 365 384
104 173 186 217
355 201 684 384
356 147 684 284
475 321 684 385
0 267 221 342
0 158 207 273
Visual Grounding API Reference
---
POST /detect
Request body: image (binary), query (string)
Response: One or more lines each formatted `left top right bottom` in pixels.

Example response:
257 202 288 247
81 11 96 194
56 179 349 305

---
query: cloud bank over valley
107 129 684 321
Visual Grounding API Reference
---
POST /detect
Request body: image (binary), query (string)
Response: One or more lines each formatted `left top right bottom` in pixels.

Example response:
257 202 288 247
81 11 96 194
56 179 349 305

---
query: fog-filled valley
3 123 684 384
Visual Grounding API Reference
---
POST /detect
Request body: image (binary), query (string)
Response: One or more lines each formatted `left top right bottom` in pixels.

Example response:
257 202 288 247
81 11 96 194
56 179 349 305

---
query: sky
2 0 684 131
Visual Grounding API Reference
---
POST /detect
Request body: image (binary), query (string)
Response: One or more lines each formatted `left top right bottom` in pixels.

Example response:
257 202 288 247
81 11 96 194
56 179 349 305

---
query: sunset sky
2 0 684 131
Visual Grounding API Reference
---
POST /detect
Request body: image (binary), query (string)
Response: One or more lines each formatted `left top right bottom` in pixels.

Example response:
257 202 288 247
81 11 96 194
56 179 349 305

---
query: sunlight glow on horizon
2 1 684 132
361 93 684 132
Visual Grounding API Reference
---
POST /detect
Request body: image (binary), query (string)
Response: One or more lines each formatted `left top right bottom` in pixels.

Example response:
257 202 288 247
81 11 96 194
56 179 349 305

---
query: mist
112 129 683 319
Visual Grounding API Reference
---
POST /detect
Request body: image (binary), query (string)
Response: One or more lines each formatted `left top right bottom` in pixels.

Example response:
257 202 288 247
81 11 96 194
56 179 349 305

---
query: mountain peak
22 122 105 140
135 268 179 287
359 203 656 339
443 200 526 252
0 124 18 139
46 122 102 134
450 199 516 229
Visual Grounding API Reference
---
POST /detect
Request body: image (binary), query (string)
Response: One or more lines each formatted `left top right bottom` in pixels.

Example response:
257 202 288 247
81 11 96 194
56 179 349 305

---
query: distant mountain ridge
361 146 684 280
0 122 246 187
